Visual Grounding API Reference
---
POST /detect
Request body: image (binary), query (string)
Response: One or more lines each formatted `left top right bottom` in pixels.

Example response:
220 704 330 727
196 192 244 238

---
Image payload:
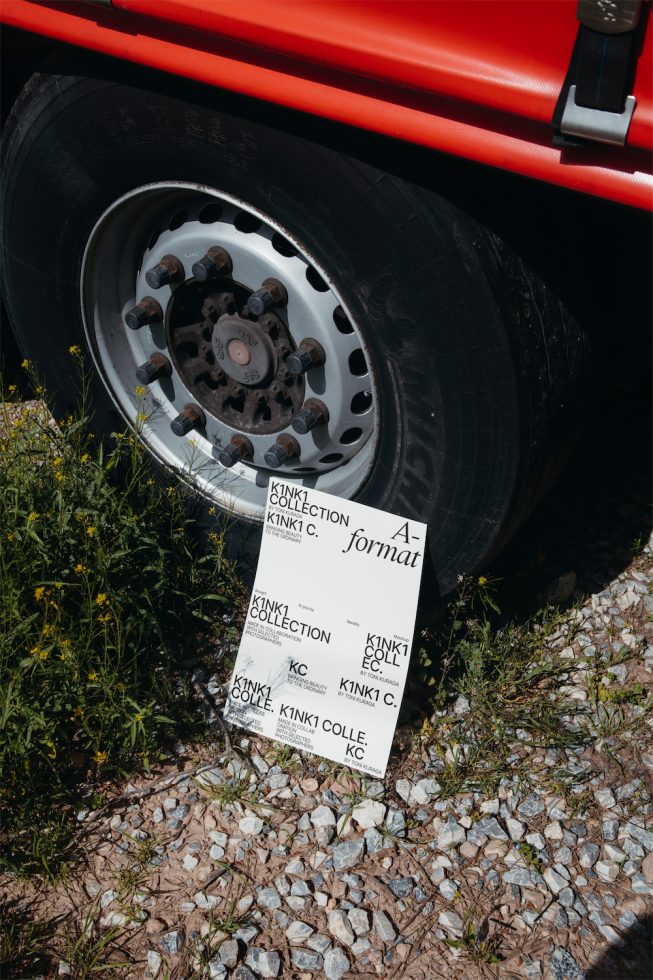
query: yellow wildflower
166 485 175 495
146 478 154 487
55 472 64 482
53 457 63 467
135 385 146 397
8 384 16 394
34 586 46 602
74 563 88 575
134 713 143 722
87 671 98 681
80 453 90 463
73 706 84 718
95 593 108 607
208 506 216 516
20 359 31 370
478 575 487 586
97 613 111 624
42 624 53 637
61 638 71 649
137 412 148 423
27 511 39 523
6 532 14 542
36 386 45 396
86 526 97 537
68 345 81 356
116 682 125 692
92 750 108 766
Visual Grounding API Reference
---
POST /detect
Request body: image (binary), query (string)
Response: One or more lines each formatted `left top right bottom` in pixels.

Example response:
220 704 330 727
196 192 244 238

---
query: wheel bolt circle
292 399 329 435
170 403 206 436
218 435 253 468
264 434 300 468
145 254 184 289
125 296 162 330
135 353 171 384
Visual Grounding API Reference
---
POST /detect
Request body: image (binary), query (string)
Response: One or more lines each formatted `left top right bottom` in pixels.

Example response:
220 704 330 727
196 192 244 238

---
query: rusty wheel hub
166 284 304 435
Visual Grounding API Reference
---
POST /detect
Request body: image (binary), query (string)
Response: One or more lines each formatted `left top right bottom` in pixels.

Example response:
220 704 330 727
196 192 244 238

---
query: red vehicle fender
1 0 652 209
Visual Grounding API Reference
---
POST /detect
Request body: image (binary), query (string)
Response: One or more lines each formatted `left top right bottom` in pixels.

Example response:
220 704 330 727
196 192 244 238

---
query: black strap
553 3 643 147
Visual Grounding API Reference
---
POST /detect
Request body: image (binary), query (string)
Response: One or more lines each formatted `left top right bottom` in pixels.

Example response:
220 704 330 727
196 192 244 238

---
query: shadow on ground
586 914 652 978
483 374 651 620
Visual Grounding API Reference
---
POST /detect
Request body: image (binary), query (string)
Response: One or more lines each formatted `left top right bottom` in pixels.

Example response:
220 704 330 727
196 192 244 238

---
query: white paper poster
224 478 427 777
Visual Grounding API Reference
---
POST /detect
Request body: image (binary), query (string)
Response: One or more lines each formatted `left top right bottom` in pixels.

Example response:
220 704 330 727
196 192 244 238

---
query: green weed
416 577 586 797
63 912 131 978
441 910 502 964
0 361 240 874
0 900 54 977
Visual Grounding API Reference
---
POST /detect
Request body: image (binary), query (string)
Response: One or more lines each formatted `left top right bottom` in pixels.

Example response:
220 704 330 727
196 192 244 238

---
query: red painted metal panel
1 0 652 209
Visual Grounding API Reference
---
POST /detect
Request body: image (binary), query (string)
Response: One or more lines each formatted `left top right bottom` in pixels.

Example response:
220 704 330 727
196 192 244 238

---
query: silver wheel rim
81 182 379 520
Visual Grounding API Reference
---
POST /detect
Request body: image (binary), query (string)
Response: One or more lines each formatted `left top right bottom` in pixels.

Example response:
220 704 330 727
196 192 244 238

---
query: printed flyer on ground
224 478 427 777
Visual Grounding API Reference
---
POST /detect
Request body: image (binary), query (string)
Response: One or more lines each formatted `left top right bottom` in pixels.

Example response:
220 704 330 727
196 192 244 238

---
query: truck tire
0 67 590 593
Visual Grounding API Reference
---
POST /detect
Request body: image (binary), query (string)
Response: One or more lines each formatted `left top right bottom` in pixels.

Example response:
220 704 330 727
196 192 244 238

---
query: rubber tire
1 67 590 594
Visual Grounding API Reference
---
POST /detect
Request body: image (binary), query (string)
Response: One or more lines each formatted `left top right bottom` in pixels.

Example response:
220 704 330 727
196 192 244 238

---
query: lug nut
135 353 172 384
145 254 184 289
124 296 163 330
218 435 253 468
170 403 206 436
248 278 288 316
285 338 325 375
292 399 329 435
192 246 233 282
264 434 300 468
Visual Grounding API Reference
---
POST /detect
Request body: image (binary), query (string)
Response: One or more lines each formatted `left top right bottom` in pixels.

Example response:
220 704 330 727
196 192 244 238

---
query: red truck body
1 0 652 209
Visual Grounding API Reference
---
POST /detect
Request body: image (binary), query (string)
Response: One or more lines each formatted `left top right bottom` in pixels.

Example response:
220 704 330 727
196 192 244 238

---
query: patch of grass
1 812 76 885
0 361 241 875
190 904 243 977
442 910 502 965
63 913 131 978
198 776 254 809
269 742 302 773
415 577 586 797
0 900 55 977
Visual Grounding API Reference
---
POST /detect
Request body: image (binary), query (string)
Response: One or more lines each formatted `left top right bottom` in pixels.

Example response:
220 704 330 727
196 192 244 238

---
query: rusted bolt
286 338 325 375
124 296 163 330
292 399 329 435
218 435 253 468
231 384 245 399
269 381 284 398
135 353 172 385
249 277 288 316
264 434 300 468
145 254 184 289
192 246 233 282
170 403 206 436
